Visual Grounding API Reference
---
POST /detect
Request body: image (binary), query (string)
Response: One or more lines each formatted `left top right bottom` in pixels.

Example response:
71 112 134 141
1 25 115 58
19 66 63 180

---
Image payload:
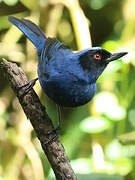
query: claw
17 78 38 97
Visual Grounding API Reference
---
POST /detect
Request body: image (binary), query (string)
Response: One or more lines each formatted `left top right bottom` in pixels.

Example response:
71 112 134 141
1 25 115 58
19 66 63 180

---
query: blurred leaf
3 0 18 6
99 61 122 80
90 0 110 10
102 40 120 52
0 16 10 30
80 116 111 133
0 177 5 180
119 131 135 145
20 0 39 10
48 173 123 180
62 105 89 158
2 25 23 43
114 158 133 176
71 158 91 174
47 158 92 180
105 140 126 161
1 112 9 122
105 140 133 174
77 174 123 180
0 2 28 15
128 109 135 127
58 19 74 44
93 92 126 121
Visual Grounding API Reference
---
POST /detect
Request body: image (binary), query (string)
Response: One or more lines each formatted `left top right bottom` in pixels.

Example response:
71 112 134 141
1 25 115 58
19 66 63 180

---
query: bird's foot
17 78 38 97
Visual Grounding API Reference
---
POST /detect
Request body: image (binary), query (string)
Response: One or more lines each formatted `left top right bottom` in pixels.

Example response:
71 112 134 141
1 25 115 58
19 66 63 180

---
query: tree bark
1 59 77 180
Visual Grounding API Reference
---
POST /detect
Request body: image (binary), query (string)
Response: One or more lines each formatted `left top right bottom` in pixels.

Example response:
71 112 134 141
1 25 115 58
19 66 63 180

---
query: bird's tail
8 16 46 55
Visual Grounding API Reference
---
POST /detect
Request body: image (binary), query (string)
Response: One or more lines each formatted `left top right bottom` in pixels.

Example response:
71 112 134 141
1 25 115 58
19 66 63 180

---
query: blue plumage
8 17 127 107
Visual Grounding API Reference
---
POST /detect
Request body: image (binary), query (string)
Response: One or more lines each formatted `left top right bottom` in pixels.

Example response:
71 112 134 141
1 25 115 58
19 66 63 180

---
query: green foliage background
0 0 135 180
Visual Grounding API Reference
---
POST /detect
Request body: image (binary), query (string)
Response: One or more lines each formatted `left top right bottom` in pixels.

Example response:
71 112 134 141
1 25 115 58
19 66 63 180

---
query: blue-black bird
8 17 127 129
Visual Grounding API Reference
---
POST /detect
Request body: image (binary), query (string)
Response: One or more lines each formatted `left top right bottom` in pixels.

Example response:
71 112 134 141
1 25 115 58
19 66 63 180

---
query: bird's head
78 47 127 82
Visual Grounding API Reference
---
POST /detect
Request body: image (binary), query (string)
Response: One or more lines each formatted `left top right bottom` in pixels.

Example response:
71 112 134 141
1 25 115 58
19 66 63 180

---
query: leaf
80 116 111 133
3 0 18 6
20 0 39 10
47 173 123 180
0 16 10 30
119 131 135 145
99 61 122 80
77 173 123 180
71 158 91 174
93 92 126 121
90 0 111 10
102 40 120 52
128 109 135 127
0 2 27 15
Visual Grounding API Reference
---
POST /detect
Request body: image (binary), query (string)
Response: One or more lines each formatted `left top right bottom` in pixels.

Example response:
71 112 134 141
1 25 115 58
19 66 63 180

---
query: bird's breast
39 72 96 107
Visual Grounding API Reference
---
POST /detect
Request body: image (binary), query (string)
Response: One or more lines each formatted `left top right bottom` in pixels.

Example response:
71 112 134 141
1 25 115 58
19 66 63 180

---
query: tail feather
8 16 46 54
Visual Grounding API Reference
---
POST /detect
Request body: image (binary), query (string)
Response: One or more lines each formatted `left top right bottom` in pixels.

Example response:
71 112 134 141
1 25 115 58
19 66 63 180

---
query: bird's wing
40 37 71 62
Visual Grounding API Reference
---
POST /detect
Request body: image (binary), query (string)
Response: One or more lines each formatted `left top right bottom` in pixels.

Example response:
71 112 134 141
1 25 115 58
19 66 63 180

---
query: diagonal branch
1 59 77 180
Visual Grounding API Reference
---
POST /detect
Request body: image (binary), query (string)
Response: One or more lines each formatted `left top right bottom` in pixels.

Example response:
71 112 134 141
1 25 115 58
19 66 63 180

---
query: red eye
94 54 101 60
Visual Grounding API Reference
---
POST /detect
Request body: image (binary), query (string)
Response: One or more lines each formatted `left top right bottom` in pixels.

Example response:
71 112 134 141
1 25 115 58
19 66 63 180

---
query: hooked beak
106 52 128 63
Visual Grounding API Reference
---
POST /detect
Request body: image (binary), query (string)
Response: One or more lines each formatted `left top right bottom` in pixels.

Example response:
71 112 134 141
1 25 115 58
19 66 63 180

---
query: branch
1 59 77 180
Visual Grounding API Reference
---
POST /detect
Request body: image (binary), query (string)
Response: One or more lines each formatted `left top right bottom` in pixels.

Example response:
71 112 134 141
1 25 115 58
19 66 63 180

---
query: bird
8 16 127 132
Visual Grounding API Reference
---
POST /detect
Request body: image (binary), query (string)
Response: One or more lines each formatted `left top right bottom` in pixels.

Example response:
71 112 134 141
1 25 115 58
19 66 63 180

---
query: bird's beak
106 52 128 63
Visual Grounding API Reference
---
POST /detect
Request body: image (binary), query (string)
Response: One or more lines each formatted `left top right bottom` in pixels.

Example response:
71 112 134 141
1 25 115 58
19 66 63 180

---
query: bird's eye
94 54 101 60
